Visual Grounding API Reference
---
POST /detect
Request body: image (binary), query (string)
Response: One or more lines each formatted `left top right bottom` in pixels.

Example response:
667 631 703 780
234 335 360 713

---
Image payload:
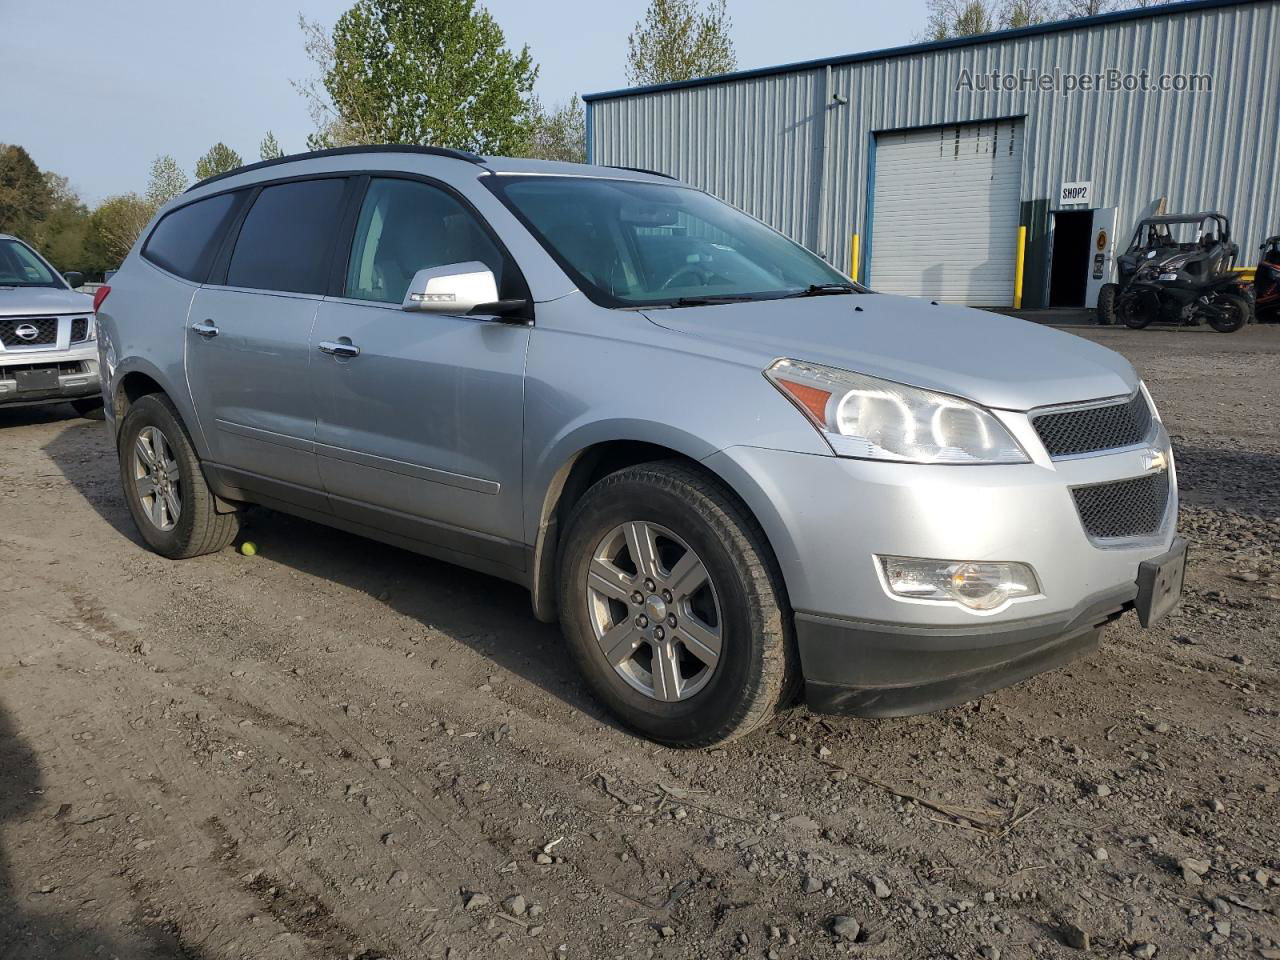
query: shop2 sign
1060 181 1093 206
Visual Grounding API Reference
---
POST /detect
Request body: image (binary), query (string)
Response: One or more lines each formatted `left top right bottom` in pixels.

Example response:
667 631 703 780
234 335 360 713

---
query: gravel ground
1 324 1277 960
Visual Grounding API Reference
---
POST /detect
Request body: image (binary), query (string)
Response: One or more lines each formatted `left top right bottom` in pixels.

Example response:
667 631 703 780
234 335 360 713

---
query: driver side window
345 178 505 305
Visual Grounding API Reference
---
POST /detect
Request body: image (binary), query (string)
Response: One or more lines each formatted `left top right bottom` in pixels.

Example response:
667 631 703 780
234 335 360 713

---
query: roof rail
186 144 486 192
606 165 677 180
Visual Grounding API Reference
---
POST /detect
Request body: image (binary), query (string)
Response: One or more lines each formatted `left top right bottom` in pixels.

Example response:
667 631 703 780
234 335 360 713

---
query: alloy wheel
585 521 723 702
132 425 182 531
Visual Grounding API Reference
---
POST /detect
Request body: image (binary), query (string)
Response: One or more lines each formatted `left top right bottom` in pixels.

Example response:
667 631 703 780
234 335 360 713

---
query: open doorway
1048 210 1093 307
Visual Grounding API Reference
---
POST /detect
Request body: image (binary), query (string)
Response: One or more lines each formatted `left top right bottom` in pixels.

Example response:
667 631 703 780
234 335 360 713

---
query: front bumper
0 347 100 406
702 424 1180 715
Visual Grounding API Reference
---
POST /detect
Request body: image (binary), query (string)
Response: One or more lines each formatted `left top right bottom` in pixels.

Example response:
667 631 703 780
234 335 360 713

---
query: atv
1097 212 1253 333
1254 235 1280 322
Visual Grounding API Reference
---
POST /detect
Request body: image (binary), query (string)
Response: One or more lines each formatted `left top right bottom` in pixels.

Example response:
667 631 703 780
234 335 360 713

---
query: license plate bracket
15 367 60 392
1135 537 1187 627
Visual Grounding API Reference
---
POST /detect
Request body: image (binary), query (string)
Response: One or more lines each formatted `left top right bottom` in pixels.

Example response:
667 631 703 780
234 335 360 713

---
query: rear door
186 177 351 498
310 175 531 566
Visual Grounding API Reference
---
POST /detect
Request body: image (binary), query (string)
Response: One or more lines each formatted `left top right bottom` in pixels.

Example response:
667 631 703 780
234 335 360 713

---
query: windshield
0 238 61 287
486 175 855 307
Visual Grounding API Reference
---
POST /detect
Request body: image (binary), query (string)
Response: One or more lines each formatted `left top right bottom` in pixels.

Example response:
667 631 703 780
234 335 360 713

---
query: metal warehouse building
584 0 1280 309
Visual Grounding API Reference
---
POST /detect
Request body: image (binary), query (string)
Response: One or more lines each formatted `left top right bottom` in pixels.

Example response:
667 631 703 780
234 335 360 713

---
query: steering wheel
661 264 712 291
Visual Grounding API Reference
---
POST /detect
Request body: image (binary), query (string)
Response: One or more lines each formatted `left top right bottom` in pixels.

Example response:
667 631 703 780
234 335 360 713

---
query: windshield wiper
670 294 756 307
784 283 859 298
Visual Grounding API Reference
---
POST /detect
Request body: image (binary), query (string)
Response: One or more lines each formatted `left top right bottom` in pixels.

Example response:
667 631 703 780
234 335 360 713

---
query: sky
1 0 929 205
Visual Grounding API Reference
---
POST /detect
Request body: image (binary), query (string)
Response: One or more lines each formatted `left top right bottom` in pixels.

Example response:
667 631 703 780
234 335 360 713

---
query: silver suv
0 234 101 415
97 147 1185 746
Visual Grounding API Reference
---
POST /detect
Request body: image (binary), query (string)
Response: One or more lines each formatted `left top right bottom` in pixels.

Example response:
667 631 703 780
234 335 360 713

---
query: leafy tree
0 144 54 239
296 0 539 155
924 0 998 38
625 0 736 87
33 173 92 272
1056 0 1109 14
1003 0 1052 26
86 194 154 268
194 142 244 182
524 97 586 163
145 155 188 209
260 130 285 161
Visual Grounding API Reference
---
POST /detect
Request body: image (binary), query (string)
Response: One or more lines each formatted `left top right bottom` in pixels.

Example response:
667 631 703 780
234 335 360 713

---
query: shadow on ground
0 698 212 960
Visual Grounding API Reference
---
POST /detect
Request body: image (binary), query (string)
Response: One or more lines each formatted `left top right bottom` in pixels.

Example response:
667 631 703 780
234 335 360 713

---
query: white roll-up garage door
868 120 1024 306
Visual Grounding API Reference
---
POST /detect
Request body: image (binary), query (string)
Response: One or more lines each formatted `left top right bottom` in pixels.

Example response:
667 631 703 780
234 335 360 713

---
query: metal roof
583 0 1268 102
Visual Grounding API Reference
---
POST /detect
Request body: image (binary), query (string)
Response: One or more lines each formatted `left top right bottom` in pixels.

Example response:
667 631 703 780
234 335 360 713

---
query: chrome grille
0 316 58 347
1071 471 1170 541
1032 393 1152 458
70 317 89 342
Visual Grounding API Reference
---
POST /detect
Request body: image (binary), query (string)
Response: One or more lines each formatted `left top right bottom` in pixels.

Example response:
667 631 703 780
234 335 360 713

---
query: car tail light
93 285 112 312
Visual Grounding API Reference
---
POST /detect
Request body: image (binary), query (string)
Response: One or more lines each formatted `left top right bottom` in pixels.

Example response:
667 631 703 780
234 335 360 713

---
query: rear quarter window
142 191 244 282
225 178 348 295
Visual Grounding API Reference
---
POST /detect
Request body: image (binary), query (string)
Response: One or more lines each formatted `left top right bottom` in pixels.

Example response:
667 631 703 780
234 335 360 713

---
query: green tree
0 144 54 239
296 0 539 154
524 97 586 163
1003 0 1052 26
194 142 244 182
924 0 998 38
259 130 285 161
145 154 188 208
625 0 736 87
86 194 154 268
33 173 92 272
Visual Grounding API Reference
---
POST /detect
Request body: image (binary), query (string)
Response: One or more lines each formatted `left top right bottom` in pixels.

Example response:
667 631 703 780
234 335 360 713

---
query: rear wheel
1096 283 1119 325
118 394 239 559
1206 293 1250 333
557 461 796 747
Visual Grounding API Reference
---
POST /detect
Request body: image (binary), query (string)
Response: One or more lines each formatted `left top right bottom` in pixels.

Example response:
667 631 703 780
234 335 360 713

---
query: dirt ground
2 324 1278 960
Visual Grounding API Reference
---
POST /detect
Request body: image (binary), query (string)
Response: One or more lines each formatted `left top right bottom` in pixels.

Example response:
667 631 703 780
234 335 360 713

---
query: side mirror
64 271 84 289
402 261 499 314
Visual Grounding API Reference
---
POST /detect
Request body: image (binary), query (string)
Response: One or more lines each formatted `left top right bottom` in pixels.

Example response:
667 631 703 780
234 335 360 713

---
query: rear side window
226 178 347 295
142 192 242 282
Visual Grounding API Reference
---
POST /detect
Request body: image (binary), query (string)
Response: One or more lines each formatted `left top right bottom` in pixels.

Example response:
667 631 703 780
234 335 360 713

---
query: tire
118 393 239 559
71 396 105 419
1119 292 1154 329
1206 293 1250 333
1096 283 1118 326
557 461 797 748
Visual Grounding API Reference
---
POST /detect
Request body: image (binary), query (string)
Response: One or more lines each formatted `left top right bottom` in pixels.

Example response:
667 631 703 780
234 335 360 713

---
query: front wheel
557 461 796 747
118 393 240 559
1096 283 1119 325
1119 292 1154 329
1205 293 1250 333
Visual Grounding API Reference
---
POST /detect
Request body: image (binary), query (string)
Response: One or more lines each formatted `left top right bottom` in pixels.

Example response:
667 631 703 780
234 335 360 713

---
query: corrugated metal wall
589 0 1280 299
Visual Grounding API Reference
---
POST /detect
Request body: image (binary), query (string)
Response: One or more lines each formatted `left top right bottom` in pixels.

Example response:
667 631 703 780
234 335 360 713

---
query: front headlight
766 359 1027 464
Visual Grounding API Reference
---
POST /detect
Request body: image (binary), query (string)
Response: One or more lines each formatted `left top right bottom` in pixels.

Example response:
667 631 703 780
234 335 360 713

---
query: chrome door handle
190 319 219 338
318 339 361 358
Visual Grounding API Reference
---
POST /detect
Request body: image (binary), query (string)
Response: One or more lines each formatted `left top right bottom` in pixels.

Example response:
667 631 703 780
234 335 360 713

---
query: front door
310 176 530 569
186 176 351 496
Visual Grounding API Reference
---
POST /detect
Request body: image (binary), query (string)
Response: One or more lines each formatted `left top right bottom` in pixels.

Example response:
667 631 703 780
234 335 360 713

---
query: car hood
644 294 1138 410
0 286 93 318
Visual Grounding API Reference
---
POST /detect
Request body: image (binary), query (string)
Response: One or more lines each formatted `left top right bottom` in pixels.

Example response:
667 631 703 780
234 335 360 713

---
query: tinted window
143 192 241 281
227 178 347 294
345 178 506 305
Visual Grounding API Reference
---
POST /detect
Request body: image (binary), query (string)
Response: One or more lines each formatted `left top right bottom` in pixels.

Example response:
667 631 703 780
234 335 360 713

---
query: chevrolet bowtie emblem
1141 448 1168 473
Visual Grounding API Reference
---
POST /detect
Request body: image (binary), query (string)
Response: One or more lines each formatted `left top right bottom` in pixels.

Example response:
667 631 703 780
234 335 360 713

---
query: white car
0 233 101 415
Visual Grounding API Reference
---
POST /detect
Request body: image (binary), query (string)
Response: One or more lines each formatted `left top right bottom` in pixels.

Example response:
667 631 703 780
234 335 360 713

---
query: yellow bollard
1013 225 1027 310
850 233 860 283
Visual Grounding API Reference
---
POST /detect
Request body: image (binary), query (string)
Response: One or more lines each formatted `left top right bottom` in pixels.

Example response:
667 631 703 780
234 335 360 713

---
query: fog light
880 557 1039 610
